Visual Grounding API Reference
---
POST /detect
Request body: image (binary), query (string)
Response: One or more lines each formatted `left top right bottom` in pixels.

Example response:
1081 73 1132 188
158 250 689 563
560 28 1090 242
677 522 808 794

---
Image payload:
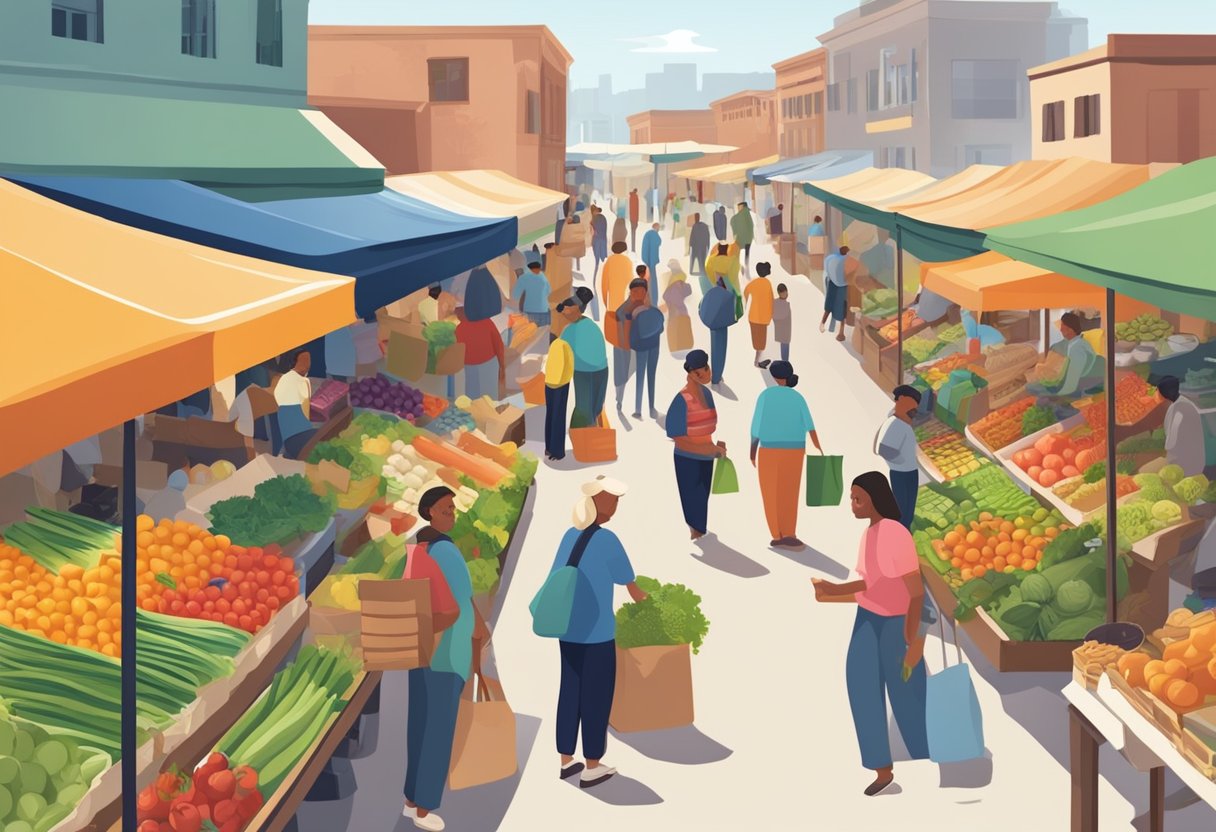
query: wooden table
1065 677 1216 831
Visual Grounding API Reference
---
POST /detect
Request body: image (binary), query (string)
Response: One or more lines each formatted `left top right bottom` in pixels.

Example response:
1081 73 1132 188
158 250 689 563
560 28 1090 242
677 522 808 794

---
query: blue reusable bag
529 525 599 638
925 615 985 763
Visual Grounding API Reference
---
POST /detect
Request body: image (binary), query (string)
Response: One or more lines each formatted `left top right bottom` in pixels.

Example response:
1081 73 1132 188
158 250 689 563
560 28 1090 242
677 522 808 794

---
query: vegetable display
423 321 458 373
1011 430 1104 489
1 509 117 573
920 430 985 480
426 406 477 436
1021 405 1056 437
862 288 898 318
0 708 109 832
919 353 976 390
208 476 333 548
307 442 378 482
349 375 425 422
971 397 1036 450
1117 608 1216 713
137 754 262 832
615 576 710 654
1115 314 1173 342
1113 373 1162 425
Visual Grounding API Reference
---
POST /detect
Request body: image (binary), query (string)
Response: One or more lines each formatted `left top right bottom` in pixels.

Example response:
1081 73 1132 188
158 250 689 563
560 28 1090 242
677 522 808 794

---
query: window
847 78 858 114
866 69 880 112
255 0 282 67
52 0 103 43
813 91 823 116
881 48 897 109
1074 94 1101 137
963 144 1013 165
428 58 469 102
882 146 917 170
910 49 918 103
951 59 1019 119
827 83 841 112
1042 100 1065 142
181 0 215 58
526 90 541 134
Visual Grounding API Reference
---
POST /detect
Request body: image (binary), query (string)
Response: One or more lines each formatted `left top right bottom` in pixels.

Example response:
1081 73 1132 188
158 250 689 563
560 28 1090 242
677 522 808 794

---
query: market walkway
298 223 1216 831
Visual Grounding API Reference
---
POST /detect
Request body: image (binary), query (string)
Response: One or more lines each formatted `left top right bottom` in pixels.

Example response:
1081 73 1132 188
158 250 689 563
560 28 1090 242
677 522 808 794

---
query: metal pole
122 418 137 831
1043 308 1050 357
1104 288 1118 623
896 225 905 385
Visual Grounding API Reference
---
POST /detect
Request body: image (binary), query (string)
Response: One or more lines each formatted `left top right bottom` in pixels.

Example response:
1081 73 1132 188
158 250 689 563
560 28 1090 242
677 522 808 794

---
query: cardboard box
387 331 430 381
359 578 434 672
610 644 695 732
184 454 305 518
486 404 525 445
432 343 466 377
93 461 169 491
307 459 352 494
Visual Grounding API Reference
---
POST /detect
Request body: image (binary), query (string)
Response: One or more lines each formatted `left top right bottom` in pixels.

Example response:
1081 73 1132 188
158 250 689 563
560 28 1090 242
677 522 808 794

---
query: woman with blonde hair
547 476 648 788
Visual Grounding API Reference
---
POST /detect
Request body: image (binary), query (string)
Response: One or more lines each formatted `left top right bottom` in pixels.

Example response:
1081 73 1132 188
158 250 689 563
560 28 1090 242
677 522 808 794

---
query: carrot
456 432 516 469
411 434 511 487
436 467 466 490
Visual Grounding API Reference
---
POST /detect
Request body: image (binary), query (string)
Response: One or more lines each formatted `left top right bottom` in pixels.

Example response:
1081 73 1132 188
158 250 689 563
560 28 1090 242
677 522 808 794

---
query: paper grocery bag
448 674 518 790
805 454 844 507
610 644 694 733
711 456 739 495
667 315 694 353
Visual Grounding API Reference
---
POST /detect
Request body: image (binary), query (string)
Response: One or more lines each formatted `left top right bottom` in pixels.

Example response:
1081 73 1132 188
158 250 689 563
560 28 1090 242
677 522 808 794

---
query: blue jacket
641 229 662 265
699 283 738 330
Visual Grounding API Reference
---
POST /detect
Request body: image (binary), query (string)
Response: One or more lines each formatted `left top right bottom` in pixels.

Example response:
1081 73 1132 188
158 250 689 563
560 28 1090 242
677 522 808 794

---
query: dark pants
889 469 920 530
630 222 638 251
634 347 658 413
741 243 751 268
404 668 464 810
545 383 570 458
710 328 728 385
690 248 708 277
846 608 929 770
572 368 609 428
780 342 790 362
557 640 616 760
674 453 713 534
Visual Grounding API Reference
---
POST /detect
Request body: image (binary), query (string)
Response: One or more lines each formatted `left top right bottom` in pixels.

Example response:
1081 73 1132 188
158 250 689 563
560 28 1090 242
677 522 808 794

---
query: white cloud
623 29 717 54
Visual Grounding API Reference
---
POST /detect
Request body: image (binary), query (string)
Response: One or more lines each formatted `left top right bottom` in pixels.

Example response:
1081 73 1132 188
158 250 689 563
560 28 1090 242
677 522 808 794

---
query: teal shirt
561 317 609 372
751 386 815 448
428 539 474 681
1056 336 1099 396
513 271 551 314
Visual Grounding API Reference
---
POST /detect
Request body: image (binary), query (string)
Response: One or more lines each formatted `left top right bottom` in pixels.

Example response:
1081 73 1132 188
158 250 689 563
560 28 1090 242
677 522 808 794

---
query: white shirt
274 370 312 407
1165 396 1206 477
230 389 255 438
877 413 919 473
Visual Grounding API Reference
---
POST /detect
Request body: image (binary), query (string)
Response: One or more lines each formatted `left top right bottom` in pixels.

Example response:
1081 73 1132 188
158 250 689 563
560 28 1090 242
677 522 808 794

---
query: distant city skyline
309 0 1216 91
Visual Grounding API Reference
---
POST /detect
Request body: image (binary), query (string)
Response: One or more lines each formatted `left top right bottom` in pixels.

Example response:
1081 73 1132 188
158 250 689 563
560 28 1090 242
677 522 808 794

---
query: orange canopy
0 180 355 476
920 252 1106 312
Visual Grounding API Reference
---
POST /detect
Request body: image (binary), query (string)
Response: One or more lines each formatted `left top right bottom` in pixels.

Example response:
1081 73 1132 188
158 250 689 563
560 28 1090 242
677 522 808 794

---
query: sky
308 0 1216 91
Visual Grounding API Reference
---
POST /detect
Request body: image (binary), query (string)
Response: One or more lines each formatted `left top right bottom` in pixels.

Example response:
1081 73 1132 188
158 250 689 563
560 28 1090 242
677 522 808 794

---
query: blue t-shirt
666 387 717 459
561 317 609 372
513 271 551 314
549 527 635 644
751 386 815 449
429 538 474 681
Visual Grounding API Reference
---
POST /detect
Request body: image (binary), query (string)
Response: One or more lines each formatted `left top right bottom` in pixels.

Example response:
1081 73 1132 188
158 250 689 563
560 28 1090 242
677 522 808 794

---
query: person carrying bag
448 657 518 790
925 606 985 764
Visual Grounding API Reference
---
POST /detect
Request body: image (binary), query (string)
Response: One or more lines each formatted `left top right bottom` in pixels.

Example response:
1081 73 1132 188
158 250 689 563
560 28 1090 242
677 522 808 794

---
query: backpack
404 542 458 618
633 307 665 345
529 525 600 638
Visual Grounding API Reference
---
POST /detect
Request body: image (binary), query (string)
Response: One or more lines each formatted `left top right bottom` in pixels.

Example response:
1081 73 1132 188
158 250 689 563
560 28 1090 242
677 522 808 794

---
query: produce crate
993 413 1086 525
920 564 1080 672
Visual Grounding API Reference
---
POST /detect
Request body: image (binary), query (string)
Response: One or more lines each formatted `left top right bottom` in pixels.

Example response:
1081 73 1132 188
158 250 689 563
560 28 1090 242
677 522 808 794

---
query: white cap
582 475 627 497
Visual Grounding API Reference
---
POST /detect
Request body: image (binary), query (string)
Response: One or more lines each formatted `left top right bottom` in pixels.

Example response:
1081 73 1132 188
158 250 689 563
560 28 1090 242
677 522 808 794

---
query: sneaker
819 321 826 333
560 761 585 779
580 765 618 788
413 811 446 831
403 803 417 819
632 411 642 419
864 776 895 797
758 360 772 369
780 536 807 550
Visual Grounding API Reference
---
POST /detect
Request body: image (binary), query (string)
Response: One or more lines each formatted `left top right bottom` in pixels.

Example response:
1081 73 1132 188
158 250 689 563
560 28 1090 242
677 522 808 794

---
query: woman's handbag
925 612 985 763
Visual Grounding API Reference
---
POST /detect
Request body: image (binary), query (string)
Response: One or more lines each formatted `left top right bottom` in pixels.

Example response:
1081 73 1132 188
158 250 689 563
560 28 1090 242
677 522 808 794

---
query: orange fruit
1119 652 1151 688
1166 678 1200 710
1164 659 1189 680
964 548 981 564
1148 672 1173 698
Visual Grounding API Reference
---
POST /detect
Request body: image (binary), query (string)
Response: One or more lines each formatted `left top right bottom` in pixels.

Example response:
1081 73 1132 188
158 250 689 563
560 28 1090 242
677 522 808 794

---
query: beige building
710 90 777 161
626 109 718 145
308 25 572 190
1029 34 1216 165
773 49 828 158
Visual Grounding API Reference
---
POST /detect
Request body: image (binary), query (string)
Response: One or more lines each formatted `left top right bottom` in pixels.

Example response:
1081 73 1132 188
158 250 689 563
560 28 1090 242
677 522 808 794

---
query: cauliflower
1159 463 1185 486
1150 500 1182 524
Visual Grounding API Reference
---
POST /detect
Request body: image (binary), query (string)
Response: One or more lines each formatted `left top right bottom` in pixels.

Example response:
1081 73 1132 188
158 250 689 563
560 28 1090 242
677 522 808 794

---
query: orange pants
758 447 804 540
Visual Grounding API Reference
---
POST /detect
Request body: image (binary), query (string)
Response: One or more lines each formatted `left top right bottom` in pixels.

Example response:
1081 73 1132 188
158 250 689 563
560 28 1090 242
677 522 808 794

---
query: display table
1065 675 1216 831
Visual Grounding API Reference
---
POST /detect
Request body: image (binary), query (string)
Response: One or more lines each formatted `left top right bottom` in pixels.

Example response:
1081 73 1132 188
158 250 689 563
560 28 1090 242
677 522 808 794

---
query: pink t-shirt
855 519 919 617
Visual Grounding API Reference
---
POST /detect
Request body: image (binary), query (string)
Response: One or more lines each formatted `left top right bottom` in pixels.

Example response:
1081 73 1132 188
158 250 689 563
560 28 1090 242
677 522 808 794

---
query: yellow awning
678 155 780 185
920 252 1107 311
893 158 1151 229
808 167 936 203
0 180 355 476
385 169 567 237
872 164 1002 210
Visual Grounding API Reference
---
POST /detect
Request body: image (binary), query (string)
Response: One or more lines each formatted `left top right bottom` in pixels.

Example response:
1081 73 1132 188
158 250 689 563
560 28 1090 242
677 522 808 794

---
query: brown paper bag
609 644 694 733
358 578 434 671
667 315 694 352
448 674 517 790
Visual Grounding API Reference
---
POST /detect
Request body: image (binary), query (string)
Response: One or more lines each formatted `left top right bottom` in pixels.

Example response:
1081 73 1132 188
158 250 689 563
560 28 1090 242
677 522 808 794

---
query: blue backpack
529 525 600 638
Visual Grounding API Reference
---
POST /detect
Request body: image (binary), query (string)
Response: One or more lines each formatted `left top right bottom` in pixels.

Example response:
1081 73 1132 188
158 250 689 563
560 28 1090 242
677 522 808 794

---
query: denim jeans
710 328 728 384
634 347 659 413
557 640 616 760
404 668 464 811
464 358 499 400
780 342 790 362
889 469 920 531
572 369 608 428
613 347 633 403
544 384 569 458
674 453 713 534
846 608 929 770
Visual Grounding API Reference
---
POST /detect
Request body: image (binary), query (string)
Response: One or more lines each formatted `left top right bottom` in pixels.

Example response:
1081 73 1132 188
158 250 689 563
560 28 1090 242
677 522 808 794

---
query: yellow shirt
706 253 741 295
544 339 575 387
744 277 774 325
601 253 636 311
418 297 439 324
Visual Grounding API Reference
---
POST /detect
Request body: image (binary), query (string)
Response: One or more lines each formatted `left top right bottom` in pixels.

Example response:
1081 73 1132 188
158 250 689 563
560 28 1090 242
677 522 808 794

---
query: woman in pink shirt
813 471 928 797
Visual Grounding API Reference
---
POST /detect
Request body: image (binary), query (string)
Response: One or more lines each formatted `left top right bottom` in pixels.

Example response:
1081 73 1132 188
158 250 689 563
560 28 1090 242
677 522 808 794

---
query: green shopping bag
805 454 844 507
711 456 739 495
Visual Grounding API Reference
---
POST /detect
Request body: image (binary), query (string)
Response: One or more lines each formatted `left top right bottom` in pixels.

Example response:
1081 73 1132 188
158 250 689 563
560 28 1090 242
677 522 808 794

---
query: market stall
676 154 778 208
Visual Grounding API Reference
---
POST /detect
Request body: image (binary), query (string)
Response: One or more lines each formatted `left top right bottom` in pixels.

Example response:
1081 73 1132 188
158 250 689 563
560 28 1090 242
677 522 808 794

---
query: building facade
773 49 828 158
1029 35 1216 165
710 90 777 161
819 0 1087 177
0 0 306 105
308 25 572 190
626 109 717 145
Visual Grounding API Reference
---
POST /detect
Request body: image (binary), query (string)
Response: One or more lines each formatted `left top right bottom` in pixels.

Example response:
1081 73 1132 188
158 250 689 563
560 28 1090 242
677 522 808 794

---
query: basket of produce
1073 640 1127 691
1025 351 1066 385
426 405 478 437
349 374 427 422
424 321 465 375
1115 314 1174 344
969 398 1039 452
611 577 709 733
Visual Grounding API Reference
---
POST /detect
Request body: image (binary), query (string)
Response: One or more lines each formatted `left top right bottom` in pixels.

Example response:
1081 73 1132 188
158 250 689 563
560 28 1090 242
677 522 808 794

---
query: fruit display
1021 405 1056 437
919 353 976 390
0 547 122 655
137 754 263 832
933 509 1070 583
207 475 334 548
1117 609 1216 713
422 393 448 419
426 405 477 436
920 430 985 480
218 645 359 795
0 710 109 832
971 397 1036 450
877 310 922 343
1053 474 1138 512
1011 429 1108 489
1115 314 1173 342
903 335 943 367
1114 372 1163 426
349 374 425 422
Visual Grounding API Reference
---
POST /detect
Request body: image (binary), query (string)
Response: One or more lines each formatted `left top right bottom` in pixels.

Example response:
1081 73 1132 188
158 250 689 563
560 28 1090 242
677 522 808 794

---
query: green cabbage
1151 500 1182 523
1175 474 1210 504
1055 579 1094 615
1159 463 1185 486
1046 610 1105 641
1132 474 1175 504
1020 573 1053 603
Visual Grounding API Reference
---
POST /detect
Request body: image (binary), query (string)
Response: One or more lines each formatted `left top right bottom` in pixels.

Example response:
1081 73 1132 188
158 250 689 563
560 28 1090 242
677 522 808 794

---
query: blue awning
9 175 517 317
749 150 873 186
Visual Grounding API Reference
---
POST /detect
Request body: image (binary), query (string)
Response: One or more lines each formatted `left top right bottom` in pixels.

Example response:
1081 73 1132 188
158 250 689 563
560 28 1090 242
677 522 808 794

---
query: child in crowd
773 284 792 362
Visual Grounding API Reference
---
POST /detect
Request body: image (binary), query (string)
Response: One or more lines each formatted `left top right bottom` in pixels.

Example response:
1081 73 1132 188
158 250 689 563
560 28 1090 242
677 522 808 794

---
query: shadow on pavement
609 724 733 766
769 545 851 579
565 773 664 806
544 455 610 472
690 536 770 578
712 383 739 401
939 751 994 789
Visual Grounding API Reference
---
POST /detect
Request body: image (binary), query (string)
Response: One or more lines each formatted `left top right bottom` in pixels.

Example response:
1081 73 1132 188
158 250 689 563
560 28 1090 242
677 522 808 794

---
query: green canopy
985 157 1216 319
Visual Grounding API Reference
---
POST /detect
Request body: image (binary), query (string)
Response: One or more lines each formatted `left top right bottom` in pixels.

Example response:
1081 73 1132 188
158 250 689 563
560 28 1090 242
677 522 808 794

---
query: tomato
170 600 186 615
270 571 286 586
239 614 253 631
185 601 202 617
139 820 161 832
236 554 253 572
216 598 231 614
262 554 279 570
277 556 294 573
256 588 270 603
266 596 280 611
223 612 240 628
274 585 292 601
203 601 215 613
204 585 221 601
168 801 202 832
229 570 246 585
232 599 247 615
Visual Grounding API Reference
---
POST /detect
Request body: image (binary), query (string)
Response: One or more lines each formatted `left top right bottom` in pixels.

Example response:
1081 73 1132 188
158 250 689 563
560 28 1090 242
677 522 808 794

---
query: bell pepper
205 769 237 804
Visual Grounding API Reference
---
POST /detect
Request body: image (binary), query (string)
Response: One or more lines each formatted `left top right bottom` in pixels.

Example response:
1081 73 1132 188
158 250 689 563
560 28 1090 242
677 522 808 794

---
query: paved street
299 220 1216 832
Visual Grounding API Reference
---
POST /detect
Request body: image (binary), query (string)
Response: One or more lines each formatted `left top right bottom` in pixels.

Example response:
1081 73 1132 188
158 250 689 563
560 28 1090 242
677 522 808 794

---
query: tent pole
1042 308 1050 357
1104 288 1118 623
122 418 137 832
896 225 905 385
